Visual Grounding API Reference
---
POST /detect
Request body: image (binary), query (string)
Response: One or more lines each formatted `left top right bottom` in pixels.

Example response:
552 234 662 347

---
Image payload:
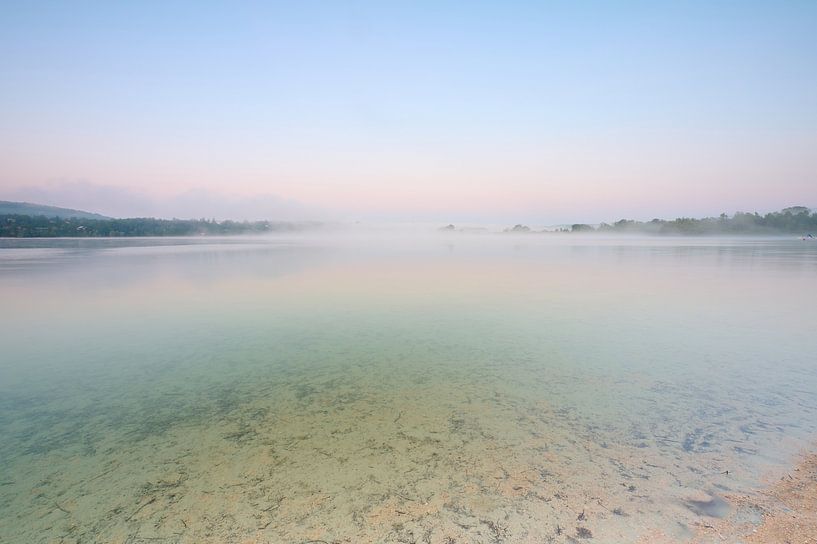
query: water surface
1 235 816 543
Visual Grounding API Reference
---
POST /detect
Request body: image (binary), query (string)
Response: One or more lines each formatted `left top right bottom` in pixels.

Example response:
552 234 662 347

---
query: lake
1 234 816 543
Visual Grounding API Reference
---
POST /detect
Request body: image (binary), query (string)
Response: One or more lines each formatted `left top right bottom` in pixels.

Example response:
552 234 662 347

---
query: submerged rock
685 494 730 518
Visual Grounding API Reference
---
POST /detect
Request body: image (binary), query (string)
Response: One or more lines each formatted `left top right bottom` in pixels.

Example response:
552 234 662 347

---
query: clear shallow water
0 235 816 543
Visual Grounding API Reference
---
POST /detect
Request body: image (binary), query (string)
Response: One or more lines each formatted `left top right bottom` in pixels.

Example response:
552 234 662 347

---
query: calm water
1 234 816 543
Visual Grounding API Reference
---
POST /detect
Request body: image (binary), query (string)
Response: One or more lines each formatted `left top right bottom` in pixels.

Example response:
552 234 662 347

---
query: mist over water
1 234 816 543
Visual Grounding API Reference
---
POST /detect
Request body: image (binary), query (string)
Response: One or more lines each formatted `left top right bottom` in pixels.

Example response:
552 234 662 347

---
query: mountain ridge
0 200 110 220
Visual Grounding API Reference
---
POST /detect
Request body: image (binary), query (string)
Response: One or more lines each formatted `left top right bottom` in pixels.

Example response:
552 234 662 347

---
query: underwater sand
1 235 816 543
699 451 817 542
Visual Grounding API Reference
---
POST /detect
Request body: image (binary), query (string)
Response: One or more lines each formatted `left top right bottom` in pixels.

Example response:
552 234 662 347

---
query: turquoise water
1 235 816 543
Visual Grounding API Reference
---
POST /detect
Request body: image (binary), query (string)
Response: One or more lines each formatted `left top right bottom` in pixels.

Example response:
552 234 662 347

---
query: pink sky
2 2 816 223
2 128 814 223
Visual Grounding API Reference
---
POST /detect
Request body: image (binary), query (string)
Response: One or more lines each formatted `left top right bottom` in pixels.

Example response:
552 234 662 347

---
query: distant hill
0 200 110 220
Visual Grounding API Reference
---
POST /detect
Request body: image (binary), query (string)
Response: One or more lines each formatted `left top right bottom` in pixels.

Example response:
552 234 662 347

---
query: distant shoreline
2 204 816 237
445 206 817 236
0 214 320 238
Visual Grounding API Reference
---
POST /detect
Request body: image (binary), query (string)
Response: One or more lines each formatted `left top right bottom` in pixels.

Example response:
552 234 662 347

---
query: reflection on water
1 235 816 543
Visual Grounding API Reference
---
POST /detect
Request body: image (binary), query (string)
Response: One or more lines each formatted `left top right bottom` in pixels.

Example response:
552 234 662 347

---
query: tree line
565 207 816 235
0 215 314 237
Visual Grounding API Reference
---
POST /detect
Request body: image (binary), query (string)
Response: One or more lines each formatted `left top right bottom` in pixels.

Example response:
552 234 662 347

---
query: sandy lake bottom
1 235 816 543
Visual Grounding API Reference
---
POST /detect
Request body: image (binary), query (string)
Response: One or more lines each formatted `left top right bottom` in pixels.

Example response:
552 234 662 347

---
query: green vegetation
591 207 816 235
484 207 815 235
0 215 314 237
505 224 531 232
528 207 815 235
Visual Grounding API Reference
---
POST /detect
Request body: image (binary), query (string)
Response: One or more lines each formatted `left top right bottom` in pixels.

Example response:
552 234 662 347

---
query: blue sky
1 1 815 222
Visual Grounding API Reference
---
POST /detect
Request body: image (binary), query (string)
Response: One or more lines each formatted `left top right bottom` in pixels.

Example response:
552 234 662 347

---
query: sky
1 1 816 223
